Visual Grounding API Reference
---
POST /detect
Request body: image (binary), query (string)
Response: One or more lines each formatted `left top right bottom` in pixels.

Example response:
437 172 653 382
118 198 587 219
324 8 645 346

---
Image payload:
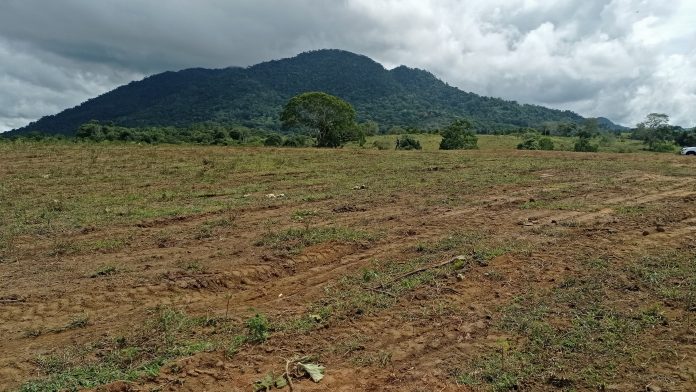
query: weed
226 334 247 357
256 226 375 254
246 314 270 344
65 315 90 330
90 266 117 278
352 350 392 368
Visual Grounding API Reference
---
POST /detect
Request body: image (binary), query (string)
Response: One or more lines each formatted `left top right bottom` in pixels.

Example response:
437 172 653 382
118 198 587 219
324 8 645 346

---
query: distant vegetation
8 49 623 137
517 132 554 151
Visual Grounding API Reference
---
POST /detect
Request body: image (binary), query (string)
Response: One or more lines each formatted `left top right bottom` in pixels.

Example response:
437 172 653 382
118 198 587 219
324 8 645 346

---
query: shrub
264 134 283 146
246 314 270 343
440 119 478 150
517 133 554 151
517 133 540 150
538 137 554 151
372 140 392 150
574 137 598 152
395 135 422 150
648 141 676 153
283 135 309 147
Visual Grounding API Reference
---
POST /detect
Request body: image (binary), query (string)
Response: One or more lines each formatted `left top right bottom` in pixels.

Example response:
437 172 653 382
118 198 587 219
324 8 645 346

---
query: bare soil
0 144 694 391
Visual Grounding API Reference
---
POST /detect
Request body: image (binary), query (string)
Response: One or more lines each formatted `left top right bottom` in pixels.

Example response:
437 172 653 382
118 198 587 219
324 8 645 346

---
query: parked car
681 146 696 155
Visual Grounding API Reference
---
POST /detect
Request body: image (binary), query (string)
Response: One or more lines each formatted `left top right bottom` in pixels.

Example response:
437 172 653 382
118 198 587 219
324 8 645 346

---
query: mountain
597 117 628 131
8 49 623 135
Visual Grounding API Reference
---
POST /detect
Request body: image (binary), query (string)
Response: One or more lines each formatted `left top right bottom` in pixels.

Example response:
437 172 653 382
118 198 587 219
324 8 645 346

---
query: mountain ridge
8 49 626 135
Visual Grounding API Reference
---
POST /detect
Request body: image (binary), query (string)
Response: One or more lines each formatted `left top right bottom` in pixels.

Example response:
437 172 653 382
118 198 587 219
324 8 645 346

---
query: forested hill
9 49 621 135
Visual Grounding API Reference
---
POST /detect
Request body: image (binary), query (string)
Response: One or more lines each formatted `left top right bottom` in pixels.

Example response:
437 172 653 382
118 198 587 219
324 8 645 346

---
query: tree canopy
439 119 478 150
280 92 357 148
634 113 675 151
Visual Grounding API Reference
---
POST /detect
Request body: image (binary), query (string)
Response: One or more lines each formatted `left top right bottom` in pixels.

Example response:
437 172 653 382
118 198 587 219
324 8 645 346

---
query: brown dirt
1 146 695 391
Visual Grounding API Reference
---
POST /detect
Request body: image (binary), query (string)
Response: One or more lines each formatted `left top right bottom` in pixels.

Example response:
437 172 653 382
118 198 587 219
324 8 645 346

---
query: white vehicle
681 146 696 155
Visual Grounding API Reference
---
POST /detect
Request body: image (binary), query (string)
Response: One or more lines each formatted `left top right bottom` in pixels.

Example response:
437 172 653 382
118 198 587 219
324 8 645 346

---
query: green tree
675 130 696 147
635 113 675 151
359 120 379 136
280 92 356 148
439 119 478 150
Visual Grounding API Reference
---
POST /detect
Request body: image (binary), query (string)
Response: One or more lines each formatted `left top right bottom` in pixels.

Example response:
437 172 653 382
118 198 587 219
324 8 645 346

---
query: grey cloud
0 0 695 132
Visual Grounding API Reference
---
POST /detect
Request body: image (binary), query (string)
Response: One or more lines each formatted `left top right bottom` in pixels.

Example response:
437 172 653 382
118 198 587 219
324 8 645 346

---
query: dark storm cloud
1 0 695 131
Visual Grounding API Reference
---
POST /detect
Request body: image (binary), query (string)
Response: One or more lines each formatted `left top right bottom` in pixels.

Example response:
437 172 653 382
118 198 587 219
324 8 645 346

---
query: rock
352 184 367 190
656 225 666 233
642 230 650 236
646 385 662 392
456 273 465 281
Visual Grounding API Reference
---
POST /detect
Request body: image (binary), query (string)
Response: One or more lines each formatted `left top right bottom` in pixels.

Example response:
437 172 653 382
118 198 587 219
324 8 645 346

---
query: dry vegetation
0 137 694 391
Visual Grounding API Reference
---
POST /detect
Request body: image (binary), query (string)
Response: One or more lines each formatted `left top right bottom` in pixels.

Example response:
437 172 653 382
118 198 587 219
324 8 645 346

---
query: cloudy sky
1 0 695 132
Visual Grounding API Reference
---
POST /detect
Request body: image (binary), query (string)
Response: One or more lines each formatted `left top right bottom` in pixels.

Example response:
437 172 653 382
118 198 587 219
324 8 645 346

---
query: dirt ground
0 143 694 391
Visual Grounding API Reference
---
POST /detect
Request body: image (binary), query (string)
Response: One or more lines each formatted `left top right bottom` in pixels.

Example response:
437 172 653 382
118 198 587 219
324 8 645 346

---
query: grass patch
18 307 229 392
90 265 117 278
256 226 376 254
453 248 696 390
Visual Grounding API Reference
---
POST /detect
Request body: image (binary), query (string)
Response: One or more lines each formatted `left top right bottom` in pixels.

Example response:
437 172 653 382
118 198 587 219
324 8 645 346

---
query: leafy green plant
246 314 270 344
395 135 422 150
439 119 478 150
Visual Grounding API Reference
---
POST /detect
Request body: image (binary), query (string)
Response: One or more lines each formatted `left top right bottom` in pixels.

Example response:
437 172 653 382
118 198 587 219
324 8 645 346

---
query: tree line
3 92 694 152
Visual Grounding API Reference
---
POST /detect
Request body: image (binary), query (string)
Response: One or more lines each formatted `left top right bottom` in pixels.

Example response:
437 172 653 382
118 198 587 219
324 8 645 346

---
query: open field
0 139 695 391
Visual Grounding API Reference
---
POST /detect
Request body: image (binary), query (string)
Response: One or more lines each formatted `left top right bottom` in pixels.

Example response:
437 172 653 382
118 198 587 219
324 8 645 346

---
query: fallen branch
365 286 396 298
0 298 25 303
375 255 467 289
284 358 294 392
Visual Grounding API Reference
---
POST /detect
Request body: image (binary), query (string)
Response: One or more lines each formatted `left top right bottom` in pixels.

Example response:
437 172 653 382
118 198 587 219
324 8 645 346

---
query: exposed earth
1 142 694 391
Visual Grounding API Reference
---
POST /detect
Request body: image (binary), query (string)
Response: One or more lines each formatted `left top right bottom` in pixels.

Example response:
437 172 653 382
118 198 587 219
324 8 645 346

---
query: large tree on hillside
280 92 357 148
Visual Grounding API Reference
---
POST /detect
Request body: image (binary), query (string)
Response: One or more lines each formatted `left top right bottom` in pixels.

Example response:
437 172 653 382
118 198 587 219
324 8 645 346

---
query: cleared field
0 141 694 391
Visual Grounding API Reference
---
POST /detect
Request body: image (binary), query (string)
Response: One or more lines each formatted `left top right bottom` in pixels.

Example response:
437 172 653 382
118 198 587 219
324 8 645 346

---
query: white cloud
0 0 694 131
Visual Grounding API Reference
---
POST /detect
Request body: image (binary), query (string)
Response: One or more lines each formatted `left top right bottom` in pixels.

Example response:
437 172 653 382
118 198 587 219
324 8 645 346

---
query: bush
373 140 392 150
246 314 270 343
538 137 554 151
395 135 422 150
517 133 540 150
517 133 554 151
574 137 598 152
440 119 478 150
283 135 309 147
264 134 283 146
648 141 676 153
